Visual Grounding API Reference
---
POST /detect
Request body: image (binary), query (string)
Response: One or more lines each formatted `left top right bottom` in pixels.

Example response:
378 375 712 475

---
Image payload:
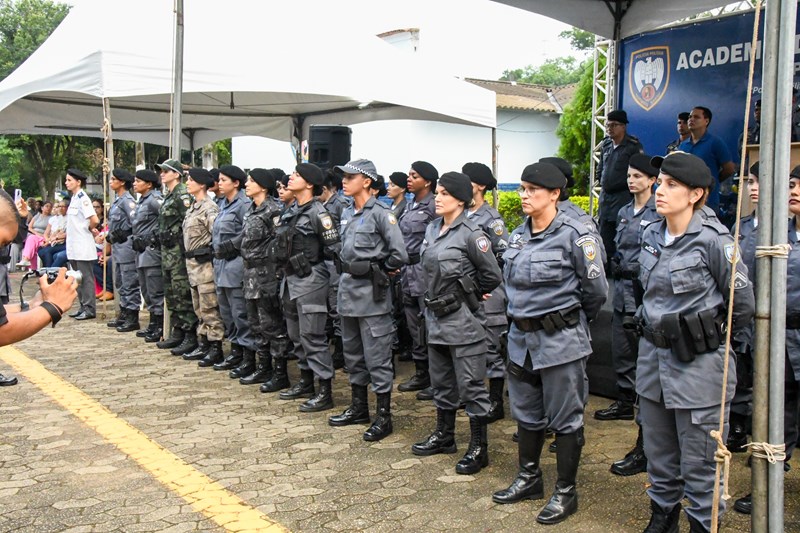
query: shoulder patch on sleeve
587 263 602 279
724 242 737 263
489 219 505 236
387 212 397 225
575 235 598 261
734 270 749 289
476 235 490 253
183 197 191 208
319 213 333 230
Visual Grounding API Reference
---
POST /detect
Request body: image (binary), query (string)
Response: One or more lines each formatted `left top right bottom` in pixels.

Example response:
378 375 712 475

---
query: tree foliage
500 57 582 87
556 54 605 195
0 0 68 79
558 27 595 52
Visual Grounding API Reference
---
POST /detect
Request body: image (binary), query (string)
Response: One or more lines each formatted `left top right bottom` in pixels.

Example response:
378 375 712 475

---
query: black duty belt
511 305 581 334
641 324 671 349
185 247 212 259
243 257 270 269
618 269 639 280
407 253 420 265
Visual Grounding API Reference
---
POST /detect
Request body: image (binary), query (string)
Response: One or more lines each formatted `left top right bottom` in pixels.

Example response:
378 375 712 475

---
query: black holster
425 292 463 318
288 253 312 278
371 263 389 303
662 312 697 363
507 360 541 386
457 277 481 312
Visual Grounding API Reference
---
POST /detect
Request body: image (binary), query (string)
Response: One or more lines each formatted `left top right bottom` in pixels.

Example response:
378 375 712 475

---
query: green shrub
569 195 597 217
486 192 597 230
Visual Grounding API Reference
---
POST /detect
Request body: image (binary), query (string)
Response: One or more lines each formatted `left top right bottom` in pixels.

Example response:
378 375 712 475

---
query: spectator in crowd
678 106 735 213
64 169 99 321
92 199 114 301
666 112 691 153
38 201 67 267
596 109 644 264
17 200 52 269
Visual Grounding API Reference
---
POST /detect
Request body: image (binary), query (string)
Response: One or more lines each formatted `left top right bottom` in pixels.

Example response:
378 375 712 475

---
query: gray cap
336 159 379 181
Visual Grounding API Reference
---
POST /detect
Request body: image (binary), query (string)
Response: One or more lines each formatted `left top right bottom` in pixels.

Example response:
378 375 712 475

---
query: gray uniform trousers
115 261 141 311
640 396 729 531
429 341 491 418
326 260 341 337
508 355 588 433
404 293 427 362
785 364 800 460
611 309 637 400
283 285 333 380
138 266 164 314
341 314 394 394
217 285 256 351
70 259 96 315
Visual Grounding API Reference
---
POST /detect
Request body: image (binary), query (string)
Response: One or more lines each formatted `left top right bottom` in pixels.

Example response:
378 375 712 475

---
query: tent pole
135 142 145 170
170 0 184 161
100 97 114 321
491 127 498 208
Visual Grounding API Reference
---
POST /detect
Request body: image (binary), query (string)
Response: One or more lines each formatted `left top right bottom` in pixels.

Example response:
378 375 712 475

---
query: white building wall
232 110 561 186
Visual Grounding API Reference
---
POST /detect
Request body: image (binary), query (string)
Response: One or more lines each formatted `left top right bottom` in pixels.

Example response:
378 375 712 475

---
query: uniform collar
522 211 564 240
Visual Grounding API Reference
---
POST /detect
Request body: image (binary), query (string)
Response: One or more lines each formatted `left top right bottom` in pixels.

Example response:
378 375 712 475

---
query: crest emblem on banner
629 46 670 111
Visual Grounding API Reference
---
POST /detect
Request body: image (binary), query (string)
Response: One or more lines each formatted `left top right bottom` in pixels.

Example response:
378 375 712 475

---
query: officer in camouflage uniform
275 163 340 412
210 165 256 373
155 159 199 355
181 168 225 365
327 159 408 442
463 162 509 420
105 168 142 332
131 169 164 342
236 168 288 385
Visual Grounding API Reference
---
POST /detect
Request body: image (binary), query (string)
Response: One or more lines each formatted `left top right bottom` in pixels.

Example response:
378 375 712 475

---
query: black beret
187 168 214 186
462 162 496 189
438 172 473 204
67 168 89 183
295 163 324 186
628 153 659 178
411 161 438 182
607 109 628 124
790 164 800 179
210 168 220 182
325 168 343 189
371 175 387 197
135 169 159 184
749 161 759 178
112 168 134 182
279 173 290 187
249 168 277 191
218 164 246 182
538 157 574 188
651 152 713 188
520 162 567 190
389 172 408 190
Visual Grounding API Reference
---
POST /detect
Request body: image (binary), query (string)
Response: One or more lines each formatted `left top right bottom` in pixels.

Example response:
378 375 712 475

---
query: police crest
320 213 333 230
629 46 670 111
575 236 597 261
490 220 505 236
476 236 490 253
724 243 737 263
388 213 397 225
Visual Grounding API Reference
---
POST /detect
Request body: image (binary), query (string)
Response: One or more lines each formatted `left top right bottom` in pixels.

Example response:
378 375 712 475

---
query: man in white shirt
64 169 99 320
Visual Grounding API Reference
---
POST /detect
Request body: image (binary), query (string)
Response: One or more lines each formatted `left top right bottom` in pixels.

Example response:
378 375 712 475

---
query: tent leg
101 97 114 321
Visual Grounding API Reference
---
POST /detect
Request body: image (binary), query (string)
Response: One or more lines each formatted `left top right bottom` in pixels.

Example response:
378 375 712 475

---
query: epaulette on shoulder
627 134 641 144
702 217 730 235
560 213 591 236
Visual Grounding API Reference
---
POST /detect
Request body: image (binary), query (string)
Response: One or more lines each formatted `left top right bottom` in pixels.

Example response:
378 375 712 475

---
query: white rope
755 243 791 258
745 441 787 464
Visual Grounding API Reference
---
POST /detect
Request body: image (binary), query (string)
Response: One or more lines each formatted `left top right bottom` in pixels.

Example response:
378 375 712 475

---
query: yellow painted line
0 345 288 533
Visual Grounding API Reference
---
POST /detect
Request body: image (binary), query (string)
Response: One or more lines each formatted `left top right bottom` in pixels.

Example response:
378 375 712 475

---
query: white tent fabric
0 0 496 149
490 0 734 39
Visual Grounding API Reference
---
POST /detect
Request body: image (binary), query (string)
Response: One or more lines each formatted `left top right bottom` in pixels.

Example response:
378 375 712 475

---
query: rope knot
710 429 732 501
745 441 787 464
755 243 791 259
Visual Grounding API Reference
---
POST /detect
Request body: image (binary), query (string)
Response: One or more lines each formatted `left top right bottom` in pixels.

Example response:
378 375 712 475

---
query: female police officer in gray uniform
634 152 753 533
491 163 607 526
410 171 502 476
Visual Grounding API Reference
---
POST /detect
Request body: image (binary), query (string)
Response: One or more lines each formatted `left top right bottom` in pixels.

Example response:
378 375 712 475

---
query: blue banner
618 9 800 163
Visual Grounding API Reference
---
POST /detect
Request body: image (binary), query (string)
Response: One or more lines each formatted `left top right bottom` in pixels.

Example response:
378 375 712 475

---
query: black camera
31 267 82 284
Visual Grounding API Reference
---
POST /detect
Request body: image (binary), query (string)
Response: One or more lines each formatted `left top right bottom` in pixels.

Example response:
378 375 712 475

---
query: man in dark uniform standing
596 110 644 263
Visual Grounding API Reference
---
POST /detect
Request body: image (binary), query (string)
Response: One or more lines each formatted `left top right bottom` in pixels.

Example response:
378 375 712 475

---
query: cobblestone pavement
0 276 797 532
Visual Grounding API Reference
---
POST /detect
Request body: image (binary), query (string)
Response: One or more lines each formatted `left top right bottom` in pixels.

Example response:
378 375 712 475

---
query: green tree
501 57 581 86
556 55 605 195
558 27 595 52
0 0 68 79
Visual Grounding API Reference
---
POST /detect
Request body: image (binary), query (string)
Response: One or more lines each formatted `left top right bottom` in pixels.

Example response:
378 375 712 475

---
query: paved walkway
0 278 796 532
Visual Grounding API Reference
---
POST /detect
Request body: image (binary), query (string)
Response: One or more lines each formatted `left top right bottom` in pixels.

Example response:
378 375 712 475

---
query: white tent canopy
491 0 734 39
0 0 496 150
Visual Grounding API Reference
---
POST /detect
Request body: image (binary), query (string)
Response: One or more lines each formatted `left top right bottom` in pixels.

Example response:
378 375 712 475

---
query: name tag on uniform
643 243 659 258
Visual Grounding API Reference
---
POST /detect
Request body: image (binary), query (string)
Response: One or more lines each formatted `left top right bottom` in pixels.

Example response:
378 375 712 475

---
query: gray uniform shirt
399 193 437 297
420 213 502 345
212 190 251 288
109 190 137 264
391 198 407 219
785 219 800 380
613 197 661 313
466 202 508 319
503 212 608 370
636 213 755 409
132 190 163 268
338 197 408 317
323 193 350 226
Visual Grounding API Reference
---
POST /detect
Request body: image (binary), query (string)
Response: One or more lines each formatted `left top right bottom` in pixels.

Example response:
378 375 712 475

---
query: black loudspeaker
309 125 352 171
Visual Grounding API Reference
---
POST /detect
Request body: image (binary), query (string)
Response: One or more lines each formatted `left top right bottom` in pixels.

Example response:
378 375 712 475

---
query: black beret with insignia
651 152 713 188
219 165 246 183
520 162 567 190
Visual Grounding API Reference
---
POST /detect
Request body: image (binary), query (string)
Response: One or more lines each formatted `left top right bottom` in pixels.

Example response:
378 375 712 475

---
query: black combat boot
331 336 345 370
144 314 164 343
398 359 430 392
733 493 751 514
279 368 315 399
116 309 141 332
415 386 433 401
364 392 393 442
687 515 709 533
183 335 209 361
411 408 457 456
593 399 635 421
727 412 748 453
643 499 681 533
486 377 505 423
537 429 583 524
610 425 647 476
136 313 155 337
261 358 290 392
240 349 273 385
455 417 489 475
197 340 224 367
213 343 243 371
329 384 370 426
492 426 546 503
107 308 124 328
229 348 255 379
170 328 198 356
157 326 185 349
300 378 333 412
